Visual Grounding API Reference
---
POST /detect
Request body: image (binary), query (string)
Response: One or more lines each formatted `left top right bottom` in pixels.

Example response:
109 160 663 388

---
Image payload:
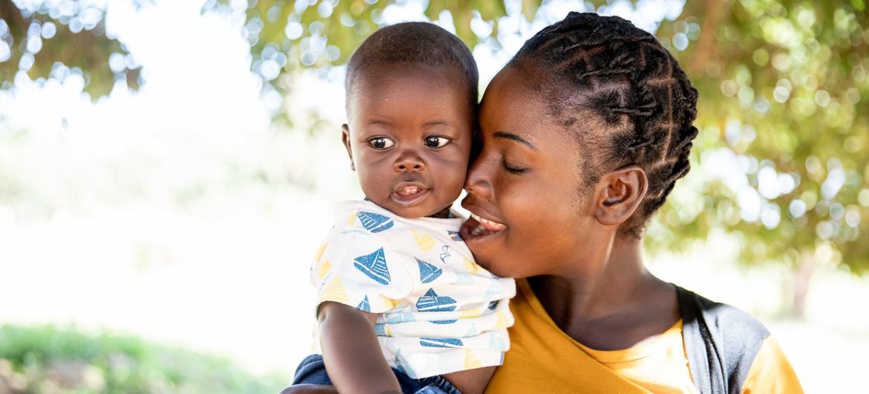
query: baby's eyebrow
422 120 455 127
494 131 538 151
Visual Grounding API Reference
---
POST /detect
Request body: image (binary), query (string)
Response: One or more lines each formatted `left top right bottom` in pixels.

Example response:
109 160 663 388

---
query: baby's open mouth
397 185 422 196
391 183 430 206
468 213 507 236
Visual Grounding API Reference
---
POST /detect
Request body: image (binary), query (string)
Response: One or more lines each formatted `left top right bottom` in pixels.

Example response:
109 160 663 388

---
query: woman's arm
318 301 401 394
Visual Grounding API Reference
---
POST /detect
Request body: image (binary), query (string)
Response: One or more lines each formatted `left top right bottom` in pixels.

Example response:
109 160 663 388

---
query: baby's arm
318 301 401 394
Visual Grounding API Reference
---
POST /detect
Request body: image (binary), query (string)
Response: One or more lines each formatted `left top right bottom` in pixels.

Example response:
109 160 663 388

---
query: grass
0 324 289 393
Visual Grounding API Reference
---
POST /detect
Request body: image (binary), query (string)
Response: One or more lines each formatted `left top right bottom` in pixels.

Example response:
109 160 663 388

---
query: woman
458 12 802 394
287 12 803 394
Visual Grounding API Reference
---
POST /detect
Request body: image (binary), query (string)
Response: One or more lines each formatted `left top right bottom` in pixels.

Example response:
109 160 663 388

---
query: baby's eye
424 136 450 149
368 137 395 150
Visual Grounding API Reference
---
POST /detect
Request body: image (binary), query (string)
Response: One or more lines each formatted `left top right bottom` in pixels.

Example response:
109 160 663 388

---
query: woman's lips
463 213 507 237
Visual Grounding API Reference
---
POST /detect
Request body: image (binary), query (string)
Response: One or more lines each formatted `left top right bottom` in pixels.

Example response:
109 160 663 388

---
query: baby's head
342 22 478 219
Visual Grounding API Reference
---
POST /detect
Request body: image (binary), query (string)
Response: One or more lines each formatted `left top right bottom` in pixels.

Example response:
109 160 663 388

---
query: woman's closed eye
368 137 395 150
424 136 451 149
501 159 528 174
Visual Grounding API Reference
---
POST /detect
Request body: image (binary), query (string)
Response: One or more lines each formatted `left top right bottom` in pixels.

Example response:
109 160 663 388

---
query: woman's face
461 65 603 279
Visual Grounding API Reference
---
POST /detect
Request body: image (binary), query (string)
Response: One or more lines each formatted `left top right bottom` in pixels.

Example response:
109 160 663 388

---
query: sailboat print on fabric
447 230 462 242
357 211 394 233
439 245 452 264
354 248 391 285
417 258 442 284
420 337 463 348
464 349 483 369
488 331 507 351
357 295 371 312
415 288 457 312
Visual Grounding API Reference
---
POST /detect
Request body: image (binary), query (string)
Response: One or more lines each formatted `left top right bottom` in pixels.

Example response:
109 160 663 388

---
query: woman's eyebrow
493 131 538 151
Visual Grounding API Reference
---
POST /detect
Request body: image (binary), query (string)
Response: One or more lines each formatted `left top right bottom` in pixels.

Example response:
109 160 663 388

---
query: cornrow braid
512 12 699 237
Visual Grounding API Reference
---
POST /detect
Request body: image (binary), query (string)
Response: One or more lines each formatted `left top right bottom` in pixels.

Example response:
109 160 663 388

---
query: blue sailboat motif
447 230 462 242
415 289 457 312
420 337 463 348
417 258 442 284
488 300 499 310
357 295 371 312
354 248 391 285
357 211 394 233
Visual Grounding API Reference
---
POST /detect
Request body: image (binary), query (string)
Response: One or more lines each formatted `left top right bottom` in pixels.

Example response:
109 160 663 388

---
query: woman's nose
464 153 493 198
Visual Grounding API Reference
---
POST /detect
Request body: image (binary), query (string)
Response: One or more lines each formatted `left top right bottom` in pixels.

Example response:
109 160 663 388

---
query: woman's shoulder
675 285 784 393
675 285 770 337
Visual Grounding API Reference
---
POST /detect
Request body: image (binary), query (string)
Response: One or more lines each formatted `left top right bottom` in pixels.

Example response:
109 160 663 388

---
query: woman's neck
528 236 679 350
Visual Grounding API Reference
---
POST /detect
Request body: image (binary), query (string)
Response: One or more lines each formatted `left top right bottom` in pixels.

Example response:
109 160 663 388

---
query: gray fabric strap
677 286 770 394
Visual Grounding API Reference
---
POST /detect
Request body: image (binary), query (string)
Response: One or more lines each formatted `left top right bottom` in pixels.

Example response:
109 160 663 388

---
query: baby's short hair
345 22 479 113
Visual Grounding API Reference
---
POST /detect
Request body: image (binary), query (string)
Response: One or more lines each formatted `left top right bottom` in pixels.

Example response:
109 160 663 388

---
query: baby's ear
593 166 647 227
341 124 355 171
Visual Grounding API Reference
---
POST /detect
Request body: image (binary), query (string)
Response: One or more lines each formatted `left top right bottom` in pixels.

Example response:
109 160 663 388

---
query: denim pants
291 354 461 394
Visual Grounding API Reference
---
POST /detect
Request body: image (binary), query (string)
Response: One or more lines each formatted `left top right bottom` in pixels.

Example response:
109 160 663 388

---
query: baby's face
344 63 473 219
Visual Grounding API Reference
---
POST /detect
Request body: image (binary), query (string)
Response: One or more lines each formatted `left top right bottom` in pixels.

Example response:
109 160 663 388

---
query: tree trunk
791 252 816 320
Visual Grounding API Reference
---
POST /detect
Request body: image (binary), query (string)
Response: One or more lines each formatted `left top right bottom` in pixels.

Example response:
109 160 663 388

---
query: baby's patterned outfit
311 200 516 379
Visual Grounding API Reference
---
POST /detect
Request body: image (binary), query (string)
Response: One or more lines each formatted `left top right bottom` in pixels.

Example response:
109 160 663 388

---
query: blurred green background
1 0 867 392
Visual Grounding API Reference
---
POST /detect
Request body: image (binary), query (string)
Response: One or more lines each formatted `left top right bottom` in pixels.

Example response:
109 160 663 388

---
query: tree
2 0 867 317
207 0 869 318
648 0 868 318
0 0 143 98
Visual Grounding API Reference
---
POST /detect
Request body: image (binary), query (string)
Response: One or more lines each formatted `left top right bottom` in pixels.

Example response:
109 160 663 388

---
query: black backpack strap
677 286 770 394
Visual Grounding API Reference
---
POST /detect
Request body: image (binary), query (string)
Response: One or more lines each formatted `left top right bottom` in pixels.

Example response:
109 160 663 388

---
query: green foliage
1 0 867 278
647 0 869 275
0 0 142 98
0 324 288 393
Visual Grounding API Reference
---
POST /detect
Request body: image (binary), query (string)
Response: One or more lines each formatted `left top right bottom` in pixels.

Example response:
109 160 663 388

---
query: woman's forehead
481 66 581 145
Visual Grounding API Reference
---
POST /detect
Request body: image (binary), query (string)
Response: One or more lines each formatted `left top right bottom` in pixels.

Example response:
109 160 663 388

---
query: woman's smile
460 212 507 238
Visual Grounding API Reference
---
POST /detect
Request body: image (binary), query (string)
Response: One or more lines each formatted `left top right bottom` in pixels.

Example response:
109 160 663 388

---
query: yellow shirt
486 279 803 393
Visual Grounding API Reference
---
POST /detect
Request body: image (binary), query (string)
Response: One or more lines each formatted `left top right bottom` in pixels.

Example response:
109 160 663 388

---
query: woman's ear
594 166 647 226
341 124 355 171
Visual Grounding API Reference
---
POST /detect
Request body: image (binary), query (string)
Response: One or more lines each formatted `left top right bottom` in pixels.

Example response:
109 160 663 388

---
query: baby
292 22 515 394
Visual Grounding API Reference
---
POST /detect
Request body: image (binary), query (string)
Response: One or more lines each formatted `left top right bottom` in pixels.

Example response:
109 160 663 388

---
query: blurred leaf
0 0 141 98
644 0 869 314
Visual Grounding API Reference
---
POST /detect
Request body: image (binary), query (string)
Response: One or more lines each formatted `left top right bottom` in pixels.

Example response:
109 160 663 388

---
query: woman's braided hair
513 12 699 237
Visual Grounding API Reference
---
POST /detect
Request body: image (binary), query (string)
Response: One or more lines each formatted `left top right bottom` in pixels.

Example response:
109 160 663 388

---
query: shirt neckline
518 278 684 363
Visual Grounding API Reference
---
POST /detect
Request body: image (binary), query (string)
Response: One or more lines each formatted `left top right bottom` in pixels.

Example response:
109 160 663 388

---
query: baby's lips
393 181 427 195
397 185 421 196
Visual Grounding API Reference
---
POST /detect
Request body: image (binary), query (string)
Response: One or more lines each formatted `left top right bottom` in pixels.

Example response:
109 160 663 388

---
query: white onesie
310 200 516 379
